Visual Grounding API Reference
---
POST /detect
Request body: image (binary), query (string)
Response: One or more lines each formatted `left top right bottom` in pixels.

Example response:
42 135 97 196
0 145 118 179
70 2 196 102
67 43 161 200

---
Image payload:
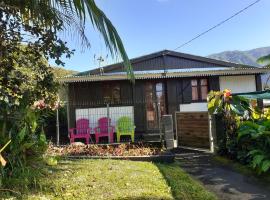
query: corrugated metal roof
59 67 270 83
74 50 256 77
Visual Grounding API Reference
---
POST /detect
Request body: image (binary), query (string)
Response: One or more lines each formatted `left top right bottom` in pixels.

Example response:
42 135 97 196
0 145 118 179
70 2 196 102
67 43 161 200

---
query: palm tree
257 54 270 67
0 0 133 79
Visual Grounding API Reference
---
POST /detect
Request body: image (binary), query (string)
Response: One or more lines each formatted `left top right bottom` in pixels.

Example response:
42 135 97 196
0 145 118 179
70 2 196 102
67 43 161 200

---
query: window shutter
208 76 220 91
182 79 192 103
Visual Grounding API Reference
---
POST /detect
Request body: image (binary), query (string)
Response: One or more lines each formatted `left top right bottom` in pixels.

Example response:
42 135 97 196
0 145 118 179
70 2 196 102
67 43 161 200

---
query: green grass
157 162 217 200
1 159 216 200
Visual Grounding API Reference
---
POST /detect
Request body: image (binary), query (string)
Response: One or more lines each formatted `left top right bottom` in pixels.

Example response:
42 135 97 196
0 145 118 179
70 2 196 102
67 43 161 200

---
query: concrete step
143 133 161 142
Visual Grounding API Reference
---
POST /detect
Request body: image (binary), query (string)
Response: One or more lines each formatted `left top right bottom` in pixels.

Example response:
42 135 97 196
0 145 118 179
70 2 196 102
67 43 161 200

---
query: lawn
1 159 217 200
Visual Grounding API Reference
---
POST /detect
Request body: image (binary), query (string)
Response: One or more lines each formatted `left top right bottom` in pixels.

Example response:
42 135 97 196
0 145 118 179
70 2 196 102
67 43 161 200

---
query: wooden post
56 108 60 146
209 114 217 153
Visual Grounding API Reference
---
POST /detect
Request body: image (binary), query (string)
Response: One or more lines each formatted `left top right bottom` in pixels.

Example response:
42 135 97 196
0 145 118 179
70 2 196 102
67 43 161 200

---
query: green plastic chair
116 116 135 143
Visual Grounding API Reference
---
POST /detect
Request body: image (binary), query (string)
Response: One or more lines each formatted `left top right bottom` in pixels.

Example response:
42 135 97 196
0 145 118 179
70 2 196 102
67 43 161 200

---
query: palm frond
257 54 270 65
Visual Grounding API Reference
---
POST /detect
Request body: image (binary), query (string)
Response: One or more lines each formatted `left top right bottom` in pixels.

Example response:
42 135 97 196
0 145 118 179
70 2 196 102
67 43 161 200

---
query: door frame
144 80 167 132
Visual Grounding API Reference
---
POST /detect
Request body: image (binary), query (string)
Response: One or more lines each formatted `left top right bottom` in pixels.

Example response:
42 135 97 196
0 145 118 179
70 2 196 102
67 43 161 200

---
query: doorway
145 82 166 131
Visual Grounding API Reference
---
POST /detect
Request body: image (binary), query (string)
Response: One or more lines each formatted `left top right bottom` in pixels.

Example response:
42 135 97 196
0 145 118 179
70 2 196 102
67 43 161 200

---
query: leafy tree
0 0 133 79
0 5 73 137
0 6 74 189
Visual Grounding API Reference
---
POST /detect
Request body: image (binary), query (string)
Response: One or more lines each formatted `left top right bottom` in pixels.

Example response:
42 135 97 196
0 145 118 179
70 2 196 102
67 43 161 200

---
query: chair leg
85 137 89 145
117 134 121 143
109 134 114 143
95 135 99 144
70 138 74 144
131 134 134 142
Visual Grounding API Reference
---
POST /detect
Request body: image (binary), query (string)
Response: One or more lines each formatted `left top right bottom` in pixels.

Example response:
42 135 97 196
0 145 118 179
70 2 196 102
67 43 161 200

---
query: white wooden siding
219 75 256 93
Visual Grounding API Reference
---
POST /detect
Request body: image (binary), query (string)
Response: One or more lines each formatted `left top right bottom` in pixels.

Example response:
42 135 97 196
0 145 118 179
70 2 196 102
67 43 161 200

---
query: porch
67 102 165 144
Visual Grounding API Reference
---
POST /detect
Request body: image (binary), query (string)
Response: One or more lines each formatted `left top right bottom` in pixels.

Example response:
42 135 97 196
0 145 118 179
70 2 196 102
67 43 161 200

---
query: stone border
63 153 175 163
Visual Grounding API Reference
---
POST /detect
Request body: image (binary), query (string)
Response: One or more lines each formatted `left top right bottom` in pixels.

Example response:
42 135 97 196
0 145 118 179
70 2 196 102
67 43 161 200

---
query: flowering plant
32 98 62 111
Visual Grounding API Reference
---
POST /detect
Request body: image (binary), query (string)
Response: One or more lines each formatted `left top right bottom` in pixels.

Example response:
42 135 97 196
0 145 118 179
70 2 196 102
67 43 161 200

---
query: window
191 78 208 101
103 83 120 103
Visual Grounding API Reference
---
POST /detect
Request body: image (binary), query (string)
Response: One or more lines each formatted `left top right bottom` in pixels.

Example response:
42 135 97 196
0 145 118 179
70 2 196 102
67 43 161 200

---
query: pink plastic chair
94 117 115 143
69 119 91 144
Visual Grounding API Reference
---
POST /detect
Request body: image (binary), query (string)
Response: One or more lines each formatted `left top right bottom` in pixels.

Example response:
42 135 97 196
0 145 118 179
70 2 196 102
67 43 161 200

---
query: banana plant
207 89 252 157
208 89 251 116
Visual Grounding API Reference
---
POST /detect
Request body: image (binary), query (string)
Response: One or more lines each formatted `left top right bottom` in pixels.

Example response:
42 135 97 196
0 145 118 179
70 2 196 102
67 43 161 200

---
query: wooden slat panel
176 112 209 149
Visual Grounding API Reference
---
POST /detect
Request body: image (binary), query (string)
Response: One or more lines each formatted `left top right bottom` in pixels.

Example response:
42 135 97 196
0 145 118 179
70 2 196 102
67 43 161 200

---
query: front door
145 82 166 130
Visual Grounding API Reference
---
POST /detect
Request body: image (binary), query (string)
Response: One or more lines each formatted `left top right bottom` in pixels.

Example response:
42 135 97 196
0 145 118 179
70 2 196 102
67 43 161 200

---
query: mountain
208 46 270 89
208 46 270 67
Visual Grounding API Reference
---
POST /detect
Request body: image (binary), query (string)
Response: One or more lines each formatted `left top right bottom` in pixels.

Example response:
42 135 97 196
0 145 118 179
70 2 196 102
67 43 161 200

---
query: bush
0 106 49 190
237 120 270 174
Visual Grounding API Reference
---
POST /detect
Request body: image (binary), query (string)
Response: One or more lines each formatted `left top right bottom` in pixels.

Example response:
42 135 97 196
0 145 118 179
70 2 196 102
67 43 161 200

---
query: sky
53 0 270 72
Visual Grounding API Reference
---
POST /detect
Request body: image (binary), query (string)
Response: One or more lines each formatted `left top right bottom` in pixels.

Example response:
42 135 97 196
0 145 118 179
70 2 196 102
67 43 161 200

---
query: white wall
179 102 208 112
219 75 256 93
75 106 134 133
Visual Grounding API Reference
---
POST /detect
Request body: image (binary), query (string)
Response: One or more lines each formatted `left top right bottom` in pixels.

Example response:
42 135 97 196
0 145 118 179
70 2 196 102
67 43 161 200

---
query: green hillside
208 46 270 66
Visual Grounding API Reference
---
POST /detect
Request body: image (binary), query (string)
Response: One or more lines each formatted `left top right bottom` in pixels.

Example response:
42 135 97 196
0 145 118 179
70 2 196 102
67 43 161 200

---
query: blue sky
55 0 270 72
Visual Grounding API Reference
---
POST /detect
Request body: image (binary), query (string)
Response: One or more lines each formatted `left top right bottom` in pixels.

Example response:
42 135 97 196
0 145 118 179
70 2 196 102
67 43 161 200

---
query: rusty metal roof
59 67 270 83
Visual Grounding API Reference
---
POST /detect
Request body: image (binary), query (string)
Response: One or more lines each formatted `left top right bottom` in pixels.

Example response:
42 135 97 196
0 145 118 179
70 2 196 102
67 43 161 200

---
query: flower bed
47 143 164 157
46 143 175 163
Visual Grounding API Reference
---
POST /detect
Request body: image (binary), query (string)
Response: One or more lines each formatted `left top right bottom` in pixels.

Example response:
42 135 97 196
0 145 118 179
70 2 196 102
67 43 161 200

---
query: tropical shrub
237 120 270 174
0 103 53 189
208 90 251 157
208 89 270 174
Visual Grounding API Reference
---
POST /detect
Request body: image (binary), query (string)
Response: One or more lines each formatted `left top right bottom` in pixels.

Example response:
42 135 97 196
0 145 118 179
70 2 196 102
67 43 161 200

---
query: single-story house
60 50 269 148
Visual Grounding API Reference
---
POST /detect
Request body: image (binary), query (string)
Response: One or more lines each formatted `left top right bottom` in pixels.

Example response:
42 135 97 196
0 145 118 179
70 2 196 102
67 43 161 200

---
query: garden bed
47 143 175 163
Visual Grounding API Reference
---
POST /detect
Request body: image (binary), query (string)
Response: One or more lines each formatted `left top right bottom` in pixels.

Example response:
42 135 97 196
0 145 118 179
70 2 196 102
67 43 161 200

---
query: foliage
208 90 251 157
0 5 72 191
208 90 251 116
0 106 51 189
1 0 134 79
0 0 133 193
257 54 270 67
237 120 270 174
0 6 71 120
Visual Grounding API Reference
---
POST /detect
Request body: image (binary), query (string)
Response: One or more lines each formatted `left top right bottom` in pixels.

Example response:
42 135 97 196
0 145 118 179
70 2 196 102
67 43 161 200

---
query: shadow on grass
155 162 217 200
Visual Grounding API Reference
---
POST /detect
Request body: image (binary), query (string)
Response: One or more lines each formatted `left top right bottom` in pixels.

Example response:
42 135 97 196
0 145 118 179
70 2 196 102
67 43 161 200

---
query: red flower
224 89 231 98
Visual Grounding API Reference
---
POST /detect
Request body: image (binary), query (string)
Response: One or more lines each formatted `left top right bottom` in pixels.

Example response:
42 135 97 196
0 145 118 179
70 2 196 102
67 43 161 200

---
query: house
60 50 269 148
